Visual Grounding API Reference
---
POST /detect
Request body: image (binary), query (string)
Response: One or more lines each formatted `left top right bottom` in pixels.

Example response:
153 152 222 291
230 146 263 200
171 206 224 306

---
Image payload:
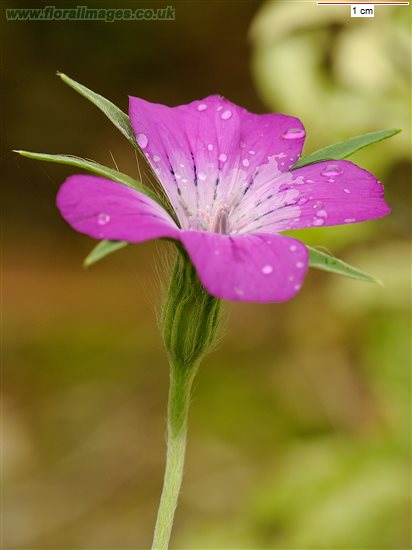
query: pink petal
286 160 391 229
129 95 305 230
56 175 179 242
234 160 391 233
180 231 308 302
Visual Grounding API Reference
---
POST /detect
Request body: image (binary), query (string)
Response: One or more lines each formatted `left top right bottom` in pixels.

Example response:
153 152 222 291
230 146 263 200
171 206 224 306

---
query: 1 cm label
351 4 375 17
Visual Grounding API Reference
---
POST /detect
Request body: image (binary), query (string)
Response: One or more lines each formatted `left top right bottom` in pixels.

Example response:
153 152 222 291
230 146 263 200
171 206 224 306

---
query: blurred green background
2 0 411 548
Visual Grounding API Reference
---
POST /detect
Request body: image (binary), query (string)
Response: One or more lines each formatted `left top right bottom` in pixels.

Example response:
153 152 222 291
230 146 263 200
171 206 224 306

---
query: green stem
151 360 198 550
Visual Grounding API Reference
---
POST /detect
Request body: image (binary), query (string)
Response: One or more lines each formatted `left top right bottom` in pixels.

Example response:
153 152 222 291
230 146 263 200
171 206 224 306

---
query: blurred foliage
3 0 411 549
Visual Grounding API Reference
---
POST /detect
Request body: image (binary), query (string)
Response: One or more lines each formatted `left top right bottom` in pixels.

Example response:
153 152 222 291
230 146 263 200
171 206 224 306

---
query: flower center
189 204 231 234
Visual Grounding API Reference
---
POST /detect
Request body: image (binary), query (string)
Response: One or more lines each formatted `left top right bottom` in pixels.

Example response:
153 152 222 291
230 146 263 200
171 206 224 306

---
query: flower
57 95 390 303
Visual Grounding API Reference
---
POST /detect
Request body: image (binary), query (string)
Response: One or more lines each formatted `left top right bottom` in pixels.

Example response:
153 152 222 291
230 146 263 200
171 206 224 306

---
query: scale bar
317 2 409 4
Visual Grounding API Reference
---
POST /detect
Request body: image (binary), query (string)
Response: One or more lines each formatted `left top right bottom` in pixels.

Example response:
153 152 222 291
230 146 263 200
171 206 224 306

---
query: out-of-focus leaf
14 150 162 205
84 240 128 267
57 72 138 147
308 246 382 285
293 129 401 169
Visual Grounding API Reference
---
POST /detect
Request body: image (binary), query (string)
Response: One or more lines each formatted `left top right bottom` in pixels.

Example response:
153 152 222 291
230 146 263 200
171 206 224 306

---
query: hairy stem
151 360 198 550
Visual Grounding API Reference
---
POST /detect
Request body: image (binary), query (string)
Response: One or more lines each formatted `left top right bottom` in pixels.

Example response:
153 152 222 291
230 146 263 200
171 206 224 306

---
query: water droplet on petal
97 212 110 225
221 110 232 120
344 218 356 223
218 153 227 162
288 275 295 281
198 171 207 181
248 150 255 155
296 261 304 269
207 144 214 151
306 179 314 184
282 128 305 140
217 105 223 112
313 218 325 226
153 155 160 162
197 103 208 111
321 164 343 177
313 201 323 209
179 163 185 168
182 178 188 183
297 197 308 206
294 283 302 291
316 210 328 218
242 159 250 167
328 178 335 183
137 133 148 149
343 188 351 194
262 264 273 275
289 245 298 252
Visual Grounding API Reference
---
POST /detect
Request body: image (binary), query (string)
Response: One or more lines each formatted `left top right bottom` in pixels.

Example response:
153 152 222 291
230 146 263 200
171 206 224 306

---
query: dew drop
153 155 160 162
343 188 351 194
207 144 214 151
328 178 335 183
182 178 188 183
282 128 305 140
344 218 356 223
294 283 302 291
262 264 273 275
288 275 295 281
221 110 232 120
217 105 223 112
218 153 227 162
198 171 207 181
297 197 308 206
321 164 343 177
137 133 148 149
242 159 250 167
296 261 305 269
316 209 328 218
313 218 325 226
313 201 323 209
248 150 255 155
179 163 185 168
289 244 298 252
306 179 314 184
197 103 208 111
97 212 110 226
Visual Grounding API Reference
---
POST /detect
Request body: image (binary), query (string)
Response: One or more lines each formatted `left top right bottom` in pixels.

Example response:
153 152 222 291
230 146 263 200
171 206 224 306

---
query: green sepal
14 150 163 206
57 72 138 147
161 250 221 369
293 128 401 170
84 240 128 267
307 245 382 285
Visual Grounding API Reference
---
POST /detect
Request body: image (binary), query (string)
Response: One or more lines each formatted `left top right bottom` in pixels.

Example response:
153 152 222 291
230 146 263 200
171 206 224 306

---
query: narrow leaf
84 240 128 267
14 150 162 205
292 129 401 170
307 246 382 285
57 72 137 147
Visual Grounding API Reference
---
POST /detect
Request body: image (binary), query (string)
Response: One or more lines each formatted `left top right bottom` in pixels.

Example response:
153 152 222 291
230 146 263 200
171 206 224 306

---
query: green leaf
57 72 138 147
14 150 162 206
84 240 128 267
307 246 382 285
292 129 401 170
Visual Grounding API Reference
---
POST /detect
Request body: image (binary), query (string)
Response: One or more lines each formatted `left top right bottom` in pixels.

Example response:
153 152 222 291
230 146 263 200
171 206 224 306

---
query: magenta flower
57 95 390 302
